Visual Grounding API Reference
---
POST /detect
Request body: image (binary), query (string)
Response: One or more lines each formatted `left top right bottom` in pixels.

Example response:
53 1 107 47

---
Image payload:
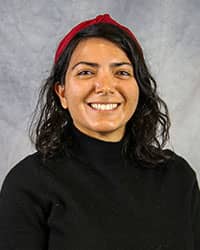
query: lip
87 102 121 104
86 102 121 111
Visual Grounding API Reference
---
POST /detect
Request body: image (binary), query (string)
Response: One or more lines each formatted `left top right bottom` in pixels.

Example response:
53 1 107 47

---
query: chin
90 124 119 132
88 124 125 139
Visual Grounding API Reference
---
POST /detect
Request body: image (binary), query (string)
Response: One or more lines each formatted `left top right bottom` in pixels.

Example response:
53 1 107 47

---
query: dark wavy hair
29 23 172 167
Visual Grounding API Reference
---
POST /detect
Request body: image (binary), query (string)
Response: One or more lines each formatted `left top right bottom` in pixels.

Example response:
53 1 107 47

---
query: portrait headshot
0 1 199 249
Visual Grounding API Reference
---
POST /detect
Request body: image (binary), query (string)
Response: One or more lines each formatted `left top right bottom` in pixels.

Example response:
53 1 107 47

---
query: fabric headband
54 14 141 63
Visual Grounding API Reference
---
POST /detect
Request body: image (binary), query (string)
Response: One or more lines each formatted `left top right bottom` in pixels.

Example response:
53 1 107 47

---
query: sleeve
0 162 48 250
191 174 200 250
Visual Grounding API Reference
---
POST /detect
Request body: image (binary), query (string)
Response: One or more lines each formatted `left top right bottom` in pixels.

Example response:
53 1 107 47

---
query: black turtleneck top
0 125 200 250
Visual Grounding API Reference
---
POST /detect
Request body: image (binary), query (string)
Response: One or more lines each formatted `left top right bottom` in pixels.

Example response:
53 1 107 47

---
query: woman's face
55 37 139 141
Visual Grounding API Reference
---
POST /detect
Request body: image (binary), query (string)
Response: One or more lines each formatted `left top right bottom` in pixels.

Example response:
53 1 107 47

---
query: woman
0 14 199 249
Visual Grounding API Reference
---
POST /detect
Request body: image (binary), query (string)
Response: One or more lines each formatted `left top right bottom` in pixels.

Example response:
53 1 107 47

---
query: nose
94 73 115 95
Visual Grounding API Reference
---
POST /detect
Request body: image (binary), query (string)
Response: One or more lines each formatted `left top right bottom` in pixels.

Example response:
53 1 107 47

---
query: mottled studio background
0 0 200 187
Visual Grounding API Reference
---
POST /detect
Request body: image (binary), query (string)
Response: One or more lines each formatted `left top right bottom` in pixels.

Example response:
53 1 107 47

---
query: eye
116 70 132 77
77 70 94 76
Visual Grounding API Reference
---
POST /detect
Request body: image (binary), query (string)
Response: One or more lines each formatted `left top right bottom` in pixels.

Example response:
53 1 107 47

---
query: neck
69 124 125 168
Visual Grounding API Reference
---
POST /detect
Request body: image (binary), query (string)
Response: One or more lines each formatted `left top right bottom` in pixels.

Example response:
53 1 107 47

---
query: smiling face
55 37 139 141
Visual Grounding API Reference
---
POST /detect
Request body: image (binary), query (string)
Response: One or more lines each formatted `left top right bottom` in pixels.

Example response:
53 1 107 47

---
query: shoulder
161 149 198 187
1 149 70 193
163 149 196 176
0 152 46 193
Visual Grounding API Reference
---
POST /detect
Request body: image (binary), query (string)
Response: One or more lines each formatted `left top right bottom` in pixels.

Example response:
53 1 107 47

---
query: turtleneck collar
69 124 125 168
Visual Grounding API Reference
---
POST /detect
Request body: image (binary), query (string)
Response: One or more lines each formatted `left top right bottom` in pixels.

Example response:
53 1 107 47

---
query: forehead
69 37 131 64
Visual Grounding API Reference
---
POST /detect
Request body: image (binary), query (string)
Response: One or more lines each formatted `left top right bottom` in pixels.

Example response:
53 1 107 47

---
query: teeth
90 103 118 110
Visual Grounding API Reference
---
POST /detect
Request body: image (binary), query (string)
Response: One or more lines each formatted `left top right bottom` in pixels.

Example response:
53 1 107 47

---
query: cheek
64 83 88 116
125 84 139 119
124 81 139 105
65 79 92 99
64 84 81 106
133 85 139 104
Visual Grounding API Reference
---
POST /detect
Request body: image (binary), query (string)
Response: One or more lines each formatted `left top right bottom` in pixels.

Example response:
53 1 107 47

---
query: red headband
54 14 141 63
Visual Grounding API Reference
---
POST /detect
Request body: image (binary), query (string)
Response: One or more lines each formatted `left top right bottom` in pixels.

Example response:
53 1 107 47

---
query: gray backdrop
0 0 200 187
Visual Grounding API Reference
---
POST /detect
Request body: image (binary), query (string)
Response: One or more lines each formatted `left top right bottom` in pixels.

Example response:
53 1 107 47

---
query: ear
54 82 68 109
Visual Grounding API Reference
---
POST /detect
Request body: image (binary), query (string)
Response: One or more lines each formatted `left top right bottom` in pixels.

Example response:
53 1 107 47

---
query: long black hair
29 23 172 167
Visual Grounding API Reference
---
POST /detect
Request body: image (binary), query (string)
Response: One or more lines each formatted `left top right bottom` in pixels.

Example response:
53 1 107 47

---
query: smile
88 103 119 111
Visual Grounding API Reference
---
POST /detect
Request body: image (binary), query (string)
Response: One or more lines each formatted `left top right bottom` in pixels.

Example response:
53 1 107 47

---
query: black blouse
0 125 199 249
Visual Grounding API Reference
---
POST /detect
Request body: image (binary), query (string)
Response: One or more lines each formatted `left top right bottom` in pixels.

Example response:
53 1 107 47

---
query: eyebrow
71 61 133 70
